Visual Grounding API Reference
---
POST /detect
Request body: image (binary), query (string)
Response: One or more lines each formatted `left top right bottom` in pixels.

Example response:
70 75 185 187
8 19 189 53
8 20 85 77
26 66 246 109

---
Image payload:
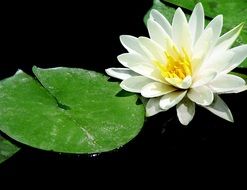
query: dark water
0 0 247 177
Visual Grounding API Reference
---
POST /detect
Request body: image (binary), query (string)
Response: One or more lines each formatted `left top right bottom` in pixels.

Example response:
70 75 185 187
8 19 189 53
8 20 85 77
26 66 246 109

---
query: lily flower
106 3 247 125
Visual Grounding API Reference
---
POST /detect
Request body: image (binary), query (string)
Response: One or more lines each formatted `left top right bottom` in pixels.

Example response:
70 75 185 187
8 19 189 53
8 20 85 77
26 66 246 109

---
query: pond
0 0 247 176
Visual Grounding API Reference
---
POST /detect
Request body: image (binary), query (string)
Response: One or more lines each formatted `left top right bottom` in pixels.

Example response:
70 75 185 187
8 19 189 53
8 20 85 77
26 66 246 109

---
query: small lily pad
0 134 20 164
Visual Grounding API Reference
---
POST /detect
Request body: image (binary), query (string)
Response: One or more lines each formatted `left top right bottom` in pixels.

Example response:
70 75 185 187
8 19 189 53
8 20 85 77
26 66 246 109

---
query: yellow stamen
153 47 192 80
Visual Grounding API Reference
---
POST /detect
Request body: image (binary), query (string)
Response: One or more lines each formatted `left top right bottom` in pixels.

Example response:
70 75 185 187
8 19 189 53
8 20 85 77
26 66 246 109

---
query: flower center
154 47 192 80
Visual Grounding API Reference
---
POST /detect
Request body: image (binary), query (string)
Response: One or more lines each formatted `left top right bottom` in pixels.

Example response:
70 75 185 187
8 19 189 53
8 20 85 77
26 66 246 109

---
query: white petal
223 84 247 94
172 8 191 52
141 82 177 98
193 28 213 60
117 54 166 83
189 3 204 45
159 90 187 110
120 35 147 56
147 19 172 50
205 15 223 45
117 53 149 68
176 97 195 126
146 97 164 117
200 50 234 74
192 70 217 88
187 86 214 106
222 45 247 73
138 37 166 63
128 64 166 83
203 95 233 122
165 76 192 89
117 53 167 83
191 28 214 75
209 74 246 93
120 76 153 93
105 68 139 80
215 23 244 51
150 9 172 37
190 58 203 78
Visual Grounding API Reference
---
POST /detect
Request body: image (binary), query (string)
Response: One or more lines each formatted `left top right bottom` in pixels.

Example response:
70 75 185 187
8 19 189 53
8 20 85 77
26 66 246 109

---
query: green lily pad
144 0 247 68
0 134 20 164
0 67 145 154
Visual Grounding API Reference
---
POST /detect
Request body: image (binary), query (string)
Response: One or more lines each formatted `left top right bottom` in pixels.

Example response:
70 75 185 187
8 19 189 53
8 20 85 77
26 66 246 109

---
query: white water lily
106 3 247 125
